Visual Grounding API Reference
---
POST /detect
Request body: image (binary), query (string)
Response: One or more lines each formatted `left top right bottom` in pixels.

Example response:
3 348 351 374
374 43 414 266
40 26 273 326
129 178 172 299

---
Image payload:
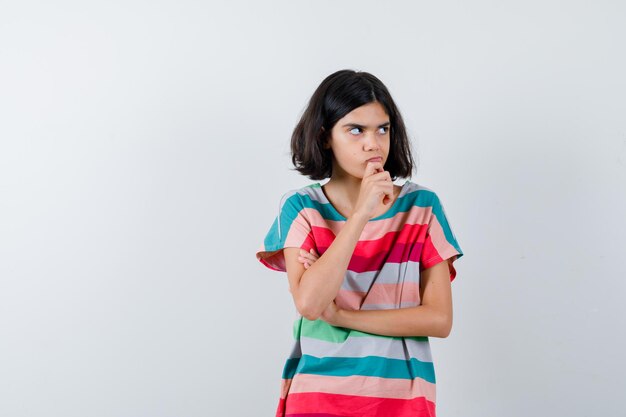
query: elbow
437 313 453 338
299 306 322 321
294 296 322 321
439 325 452 338
301 309 321 321
290 276 323 321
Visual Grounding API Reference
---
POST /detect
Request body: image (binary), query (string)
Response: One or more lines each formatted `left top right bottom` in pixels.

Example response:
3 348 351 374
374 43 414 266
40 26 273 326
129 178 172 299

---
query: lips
366 157 383 163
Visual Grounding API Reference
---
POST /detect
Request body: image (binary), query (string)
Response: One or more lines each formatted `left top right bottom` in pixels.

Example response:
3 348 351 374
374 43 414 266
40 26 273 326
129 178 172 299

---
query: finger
375 182 394 205
383 184 394 205
301 248 318 259
300 253 315 263
308 254 319 263
367 170 392 182
364 160 384 178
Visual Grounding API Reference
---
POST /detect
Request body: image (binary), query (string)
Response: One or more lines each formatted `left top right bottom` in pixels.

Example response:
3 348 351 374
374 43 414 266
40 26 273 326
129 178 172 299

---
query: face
324 101 391 180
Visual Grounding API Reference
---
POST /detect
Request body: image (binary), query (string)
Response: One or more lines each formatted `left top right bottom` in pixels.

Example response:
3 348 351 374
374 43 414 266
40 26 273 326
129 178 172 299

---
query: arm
316 258 455 338
283 212 370 321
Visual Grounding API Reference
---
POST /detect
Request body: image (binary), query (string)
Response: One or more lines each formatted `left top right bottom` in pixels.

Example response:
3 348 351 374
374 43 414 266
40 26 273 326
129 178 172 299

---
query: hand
298 248 319 269
353 160 394 220
320 300 342 326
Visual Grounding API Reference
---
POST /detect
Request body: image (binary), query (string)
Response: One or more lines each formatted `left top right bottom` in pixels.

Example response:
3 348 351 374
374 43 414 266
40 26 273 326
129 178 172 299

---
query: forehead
340 101 389 125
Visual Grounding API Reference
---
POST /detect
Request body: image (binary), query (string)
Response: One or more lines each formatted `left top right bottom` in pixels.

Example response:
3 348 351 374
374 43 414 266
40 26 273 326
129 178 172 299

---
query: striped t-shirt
256 180 464 417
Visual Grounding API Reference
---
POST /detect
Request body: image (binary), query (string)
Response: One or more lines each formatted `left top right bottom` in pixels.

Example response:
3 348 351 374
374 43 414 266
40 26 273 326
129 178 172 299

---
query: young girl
256 69 464 417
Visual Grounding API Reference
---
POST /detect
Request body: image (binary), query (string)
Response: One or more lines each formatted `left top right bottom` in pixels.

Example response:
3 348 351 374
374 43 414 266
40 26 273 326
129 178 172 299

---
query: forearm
298 213 369 319
333 305 452 338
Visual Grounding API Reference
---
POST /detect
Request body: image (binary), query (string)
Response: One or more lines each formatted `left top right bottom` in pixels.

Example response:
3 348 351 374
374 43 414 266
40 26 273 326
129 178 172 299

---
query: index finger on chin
364 161 382 178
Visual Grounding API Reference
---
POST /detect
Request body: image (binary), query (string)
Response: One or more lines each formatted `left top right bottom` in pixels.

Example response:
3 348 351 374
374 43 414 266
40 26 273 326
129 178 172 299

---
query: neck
323 175 363 213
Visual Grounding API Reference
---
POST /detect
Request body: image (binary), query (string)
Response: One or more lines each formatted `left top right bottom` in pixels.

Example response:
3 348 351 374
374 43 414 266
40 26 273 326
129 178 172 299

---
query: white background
1 1 625 416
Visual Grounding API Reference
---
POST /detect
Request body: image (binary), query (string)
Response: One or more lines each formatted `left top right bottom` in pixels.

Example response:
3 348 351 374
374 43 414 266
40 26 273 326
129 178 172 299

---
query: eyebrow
342 122 390 128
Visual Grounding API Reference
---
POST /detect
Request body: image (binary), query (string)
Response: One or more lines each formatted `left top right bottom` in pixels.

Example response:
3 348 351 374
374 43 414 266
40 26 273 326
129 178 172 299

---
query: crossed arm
285 247 455 338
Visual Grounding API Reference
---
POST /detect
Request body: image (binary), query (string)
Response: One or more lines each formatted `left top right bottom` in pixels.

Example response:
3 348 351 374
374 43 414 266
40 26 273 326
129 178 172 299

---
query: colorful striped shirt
256 180 464 417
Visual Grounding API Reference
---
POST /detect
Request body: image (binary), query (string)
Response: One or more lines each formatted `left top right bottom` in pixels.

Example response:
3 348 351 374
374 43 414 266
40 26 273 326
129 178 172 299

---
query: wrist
347 211 369 226
335 307 350 327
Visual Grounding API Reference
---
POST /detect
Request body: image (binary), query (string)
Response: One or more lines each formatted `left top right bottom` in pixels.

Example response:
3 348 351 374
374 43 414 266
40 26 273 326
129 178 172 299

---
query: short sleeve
419 192 464 282
256 190 315 272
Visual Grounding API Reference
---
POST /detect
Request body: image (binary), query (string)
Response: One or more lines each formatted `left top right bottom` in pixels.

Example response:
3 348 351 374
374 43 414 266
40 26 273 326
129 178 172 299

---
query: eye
349 127 362 135
378 126 389 134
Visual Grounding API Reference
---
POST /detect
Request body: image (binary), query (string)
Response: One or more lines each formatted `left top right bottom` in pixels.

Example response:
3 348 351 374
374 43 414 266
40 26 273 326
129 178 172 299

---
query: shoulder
402 180 442 208
277 183 322 216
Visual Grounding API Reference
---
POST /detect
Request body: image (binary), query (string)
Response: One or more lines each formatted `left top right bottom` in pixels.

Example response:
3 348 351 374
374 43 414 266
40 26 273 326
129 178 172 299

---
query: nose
364 131 380 151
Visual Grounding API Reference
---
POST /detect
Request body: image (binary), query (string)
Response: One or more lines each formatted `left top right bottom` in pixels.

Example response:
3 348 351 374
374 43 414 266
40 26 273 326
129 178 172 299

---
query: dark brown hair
290 69 415 181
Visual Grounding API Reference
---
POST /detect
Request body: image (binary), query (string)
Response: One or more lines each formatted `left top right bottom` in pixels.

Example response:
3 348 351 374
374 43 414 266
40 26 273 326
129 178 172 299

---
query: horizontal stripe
282 357 300 380
340 260 421 292
303 222 453 273
288 373 436 402
283 391 436 417
279 377 293 400
298 335 433 362
421 216 463 280
337 282 420 309
259 219 460 275
283 354 436 383
293 317 429 344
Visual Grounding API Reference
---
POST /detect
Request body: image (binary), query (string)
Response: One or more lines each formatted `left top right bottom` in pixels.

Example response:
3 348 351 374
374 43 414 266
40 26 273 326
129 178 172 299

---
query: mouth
366 157 383 163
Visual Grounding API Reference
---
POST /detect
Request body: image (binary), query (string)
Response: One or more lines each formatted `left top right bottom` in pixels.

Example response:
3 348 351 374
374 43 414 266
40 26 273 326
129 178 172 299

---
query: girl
256 69 464 417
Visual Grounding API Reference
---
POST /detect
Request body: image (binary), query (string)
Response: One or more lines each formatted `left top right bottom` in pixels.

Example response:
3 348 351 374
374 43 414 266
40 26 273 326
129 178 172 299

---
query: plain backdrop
1 1 625 416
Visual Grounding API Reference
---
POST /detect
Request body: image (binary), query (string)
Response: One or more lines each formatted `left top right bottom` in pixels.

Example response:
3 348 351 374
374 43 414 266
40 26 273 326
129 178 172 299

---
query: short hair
290 69 416 181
